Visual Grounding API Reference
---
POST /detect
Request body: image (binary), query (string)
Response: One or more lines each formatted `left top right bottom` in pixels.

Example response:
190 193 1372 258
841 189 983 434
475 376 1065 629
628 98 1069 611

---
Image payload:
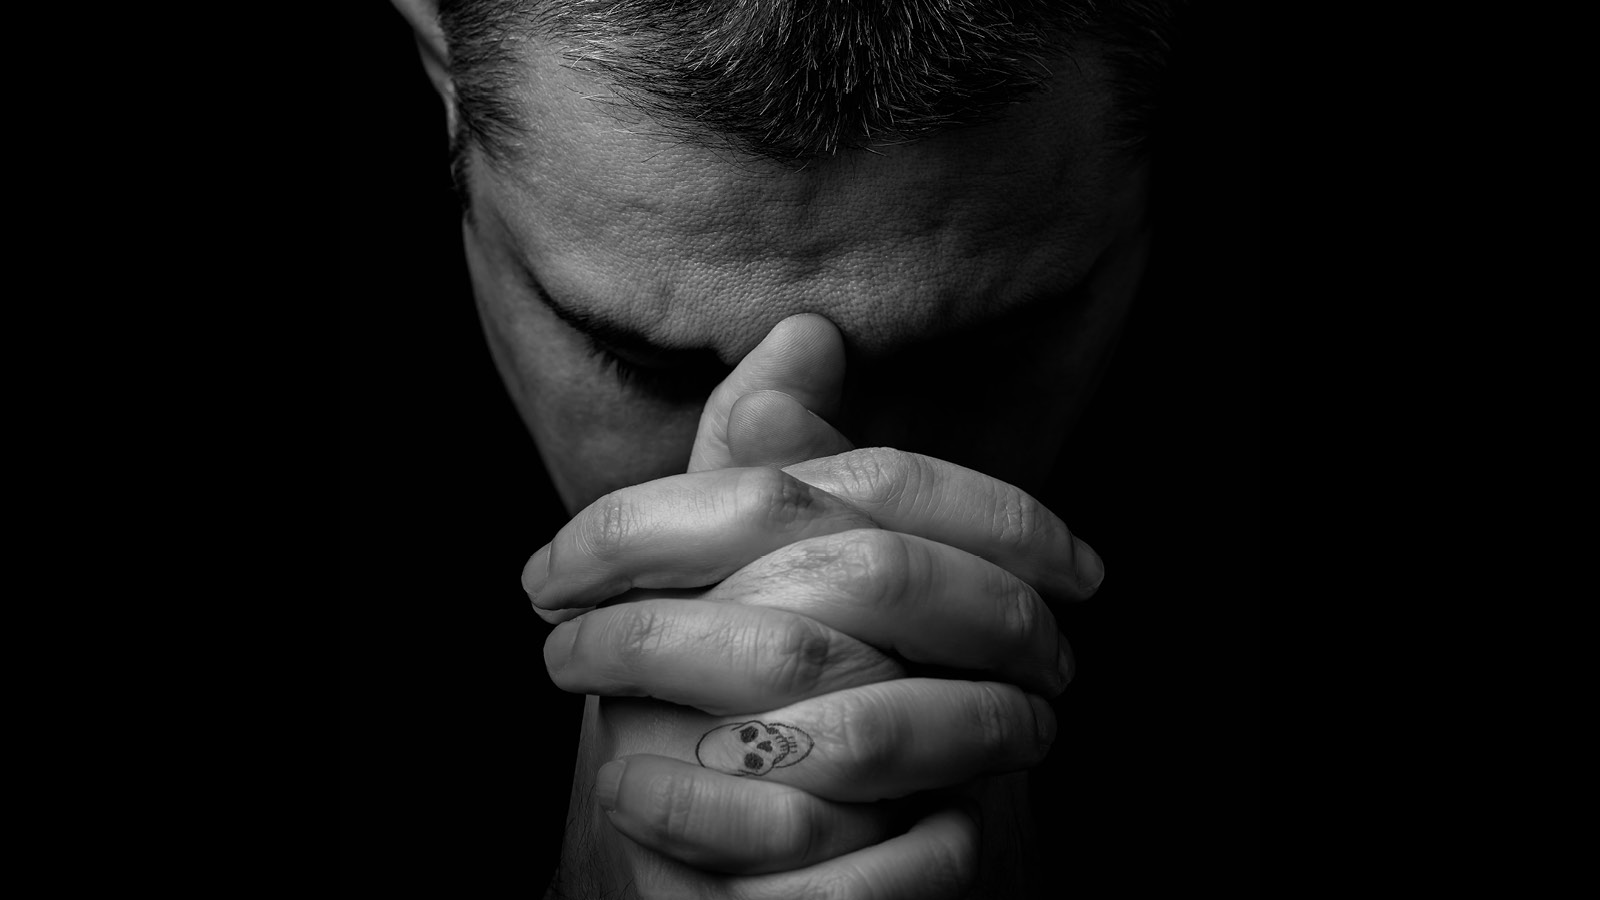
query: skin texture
462 36 1153 513
401 13 1155 899
516 317 1101 897
538 420 1076 897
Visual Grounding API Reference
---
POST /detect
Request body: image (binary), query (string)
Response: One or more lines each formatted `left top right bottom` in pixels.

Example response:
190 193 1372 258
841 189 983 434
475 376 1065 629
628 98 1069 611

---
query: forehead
476 38 1142 359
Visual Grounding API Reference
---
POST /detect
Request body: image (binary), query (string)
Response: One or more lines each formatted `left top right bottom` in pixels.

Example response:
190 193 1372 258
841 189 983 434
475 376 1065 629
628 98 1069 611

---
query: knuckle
605 604 663 671
580 490 635 559
644 770 701 845
971 682 1025 750
835 693 900 779
762 616 834 697
833 528 911 609
823 446 918 511
992 486 1047 546
736 467 816 532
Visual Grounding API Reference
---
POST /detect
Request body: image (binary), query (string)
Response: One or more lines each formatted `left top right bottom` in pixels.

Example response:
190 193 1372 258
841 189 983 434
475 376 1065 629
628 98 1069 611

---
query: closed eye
509 254 731 402
580 333 729 404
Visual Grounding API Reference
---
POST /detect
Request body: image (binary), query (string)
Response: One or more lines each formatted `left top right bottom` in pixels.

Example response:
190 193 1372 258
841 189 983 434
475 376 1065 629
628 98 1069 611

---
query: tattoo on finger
695 720 814 776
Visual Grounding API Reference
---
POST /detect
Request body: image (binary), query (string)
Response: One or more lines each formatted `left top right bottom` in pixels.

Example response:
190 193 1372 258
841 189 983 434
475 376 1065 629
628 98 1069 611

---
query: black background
341 0 1259 894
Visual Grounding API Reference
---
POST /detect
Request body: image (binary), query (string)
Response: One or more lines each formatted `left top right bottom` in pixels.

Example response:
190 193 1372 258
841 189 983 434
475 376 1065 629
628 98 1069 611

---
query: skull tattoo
695 720 815 776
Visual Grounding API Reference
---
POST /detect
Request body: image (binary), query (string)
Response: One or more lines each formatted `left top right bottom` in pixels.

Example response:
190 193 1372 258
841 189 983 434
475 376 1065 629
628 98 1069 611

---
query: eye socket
581 334 729 403
511 252 733 401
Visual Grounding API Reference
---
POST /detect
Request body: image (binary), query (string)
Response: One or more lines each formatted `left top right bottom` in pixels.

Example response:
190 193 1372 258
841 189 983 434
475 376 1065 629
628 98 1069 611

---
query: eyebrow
509 254 722 366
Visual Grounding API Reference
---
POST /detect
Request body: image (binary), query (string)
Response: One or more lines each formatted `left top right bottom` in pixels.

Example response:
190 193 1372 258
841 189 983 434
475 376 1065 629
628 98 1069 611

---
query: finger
529 602 586 625
523 467 874 611
724 800 978 900
688 678 1055 802
523 449 1103 612
726 390 855 469
593 754 902 875
784 447 1106 601
544 598 907 715
706 528 1072 697
688 314 848 474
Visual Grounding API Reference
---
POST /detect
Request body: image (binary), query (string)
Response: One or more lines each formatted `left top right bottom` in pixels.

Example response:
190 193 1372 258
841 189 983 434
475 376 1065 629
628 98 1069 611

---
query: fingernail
534 605 589 625
1074 537 1105 594
543 620 578 673
594 759 625 812
1057 643 1075 689
522 544 552 604
1028 695 1057 748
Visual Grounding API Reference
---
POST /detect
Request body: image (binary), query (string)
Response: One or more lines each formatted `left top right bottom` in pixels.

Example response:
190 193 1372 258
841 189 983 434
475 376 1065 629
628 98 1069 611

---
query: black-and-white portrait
341 1 1259 895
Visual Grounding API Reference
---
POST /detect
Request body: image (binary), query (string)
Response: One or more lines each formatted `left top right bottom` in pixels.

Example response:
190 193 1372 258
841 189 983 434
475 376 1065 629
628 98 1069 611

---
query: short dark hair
438 0 1179 168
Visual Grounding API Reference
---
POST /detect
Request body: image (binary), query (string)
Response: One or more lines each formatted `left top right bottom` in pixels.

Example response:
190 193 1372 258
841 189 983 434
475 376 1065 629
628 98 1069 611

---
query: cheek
466 235 702 513
535 402 701 515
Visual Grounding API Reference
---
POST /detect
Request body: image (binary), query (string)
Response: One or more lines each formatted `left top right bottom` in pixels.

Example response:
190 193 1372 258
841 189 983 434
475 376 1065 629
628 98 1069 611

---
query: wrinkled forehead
477 38 1141 358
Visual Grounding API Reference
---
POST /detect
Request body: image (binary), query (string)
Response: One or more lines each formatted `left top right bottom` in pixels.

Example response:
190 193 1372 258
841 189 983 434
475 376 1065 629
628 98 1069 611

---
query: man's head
436 0 1173 164
392 0 1176 512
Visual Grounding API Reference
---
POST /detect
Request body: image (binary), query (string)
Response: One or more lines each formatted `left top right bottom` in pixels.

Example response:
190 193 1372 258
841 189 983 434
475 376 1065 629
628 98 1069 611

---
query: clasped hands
526 315 1103 899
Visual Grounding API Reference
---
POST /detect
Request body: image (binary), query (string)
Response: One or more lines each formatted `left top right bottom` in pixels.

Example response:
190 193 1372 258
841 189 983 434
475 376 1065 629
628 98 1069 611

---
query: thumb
726 390 854 469
687 314 850 473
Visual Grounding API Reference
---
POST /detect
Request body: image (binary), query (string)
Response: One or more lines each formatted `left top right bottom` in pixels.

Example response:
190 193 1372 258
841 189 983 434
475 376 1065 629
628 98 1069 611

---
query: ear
390 0 456 133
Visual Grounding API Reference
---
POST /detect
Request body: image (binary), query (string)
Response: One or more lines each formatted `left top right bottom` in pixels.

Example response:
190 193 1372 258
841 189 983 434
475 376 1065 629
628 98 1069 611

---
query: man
342 0 1257 896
